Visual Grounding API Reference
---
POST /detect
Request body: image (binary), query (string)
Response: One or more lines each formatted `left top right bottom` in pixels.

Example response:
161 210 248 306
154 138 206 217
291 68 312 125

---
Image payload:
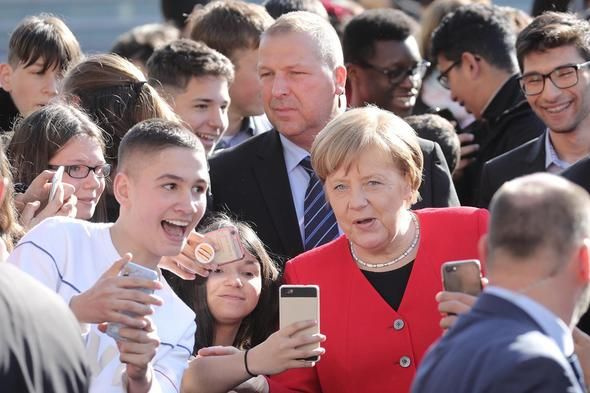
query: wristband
244 349 257 378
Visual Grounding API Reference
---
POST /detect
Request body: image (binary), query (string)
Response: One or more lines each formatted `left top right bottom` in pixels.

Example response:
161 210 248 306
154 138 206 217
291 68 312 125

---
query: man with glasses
431 4 544 206
479 12 590 212
342 8 459 209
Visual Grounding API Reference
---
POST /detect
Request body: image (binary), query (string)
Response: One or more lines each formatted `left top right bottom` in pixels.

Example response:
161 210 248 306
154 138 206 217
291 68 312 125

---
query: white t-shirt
8 216 196 393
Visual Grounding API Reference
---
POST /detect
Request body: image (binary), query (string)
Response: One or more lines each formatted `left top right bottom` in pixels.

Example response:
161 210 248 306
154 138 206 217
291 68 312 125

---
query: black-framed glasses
358 60 430 85
48 164 112 179
437 59 461 89
517 61 590 96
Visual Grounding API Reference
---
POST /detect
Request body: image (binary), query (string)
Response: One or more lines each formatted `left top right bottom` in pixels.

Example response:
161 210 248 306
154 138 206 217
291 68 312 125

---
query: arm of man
416 141 460 208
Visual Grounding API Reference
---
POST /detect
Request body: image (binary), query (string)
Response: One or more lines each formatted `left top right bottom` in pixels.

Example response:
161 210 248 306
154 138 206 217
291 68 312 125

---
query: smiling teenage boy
8 119 209 393
0 14 81 132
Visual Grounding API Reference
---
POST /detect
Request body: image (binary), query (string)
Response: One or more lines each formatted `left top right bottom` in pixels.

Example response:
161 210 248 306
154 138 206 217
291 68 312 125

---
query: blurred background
0 0 532 62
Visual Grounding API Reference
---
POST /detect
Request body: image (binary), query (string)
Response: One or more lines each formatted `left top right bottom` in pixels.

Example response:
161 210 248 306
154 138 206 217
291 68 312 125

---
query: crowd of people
2 0 590 392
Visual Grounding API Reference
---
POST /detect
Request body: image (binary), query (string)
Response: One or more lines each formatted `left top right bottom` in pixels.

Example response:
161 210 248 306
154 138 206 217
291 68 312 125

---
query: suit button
393 319 405 330
400 356 411 368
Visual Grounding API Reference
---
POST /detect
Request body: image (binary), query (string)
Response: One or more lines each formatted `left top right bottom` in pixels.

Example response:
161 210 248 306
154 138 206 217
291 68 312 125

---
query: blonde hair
311 106 423 204
263 11 343 69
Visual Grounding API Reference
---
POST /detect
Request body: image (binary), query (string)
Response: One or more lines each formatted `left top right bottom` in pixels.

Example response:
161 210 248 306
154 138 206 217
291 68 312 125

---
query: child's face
169 75 230 155
206 254 262 327
49 135 107 220
123 146 209 260
0 59 60 116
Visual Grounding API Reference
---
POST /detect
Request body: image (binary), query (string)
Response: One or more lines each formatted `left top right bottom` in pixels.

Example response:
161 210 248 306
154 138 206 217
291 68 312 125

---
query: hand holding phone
279 285 320 361
442 259 483 297
105 262 159 341
48 166 64 202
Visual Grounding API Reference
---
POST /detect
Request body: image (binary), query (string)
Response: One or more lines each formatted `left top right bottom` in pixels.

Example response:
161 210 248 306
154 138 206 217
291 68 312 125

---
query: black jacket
456 75 545 205
0 88 19 133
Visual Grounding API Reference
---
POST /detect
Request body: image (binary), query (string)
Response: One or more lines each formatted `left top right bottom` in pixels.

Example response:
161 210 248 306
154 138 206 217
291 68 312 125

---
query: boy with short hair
147 39 234 155
8 119 208 393
189 0 274 149
0 14 82 131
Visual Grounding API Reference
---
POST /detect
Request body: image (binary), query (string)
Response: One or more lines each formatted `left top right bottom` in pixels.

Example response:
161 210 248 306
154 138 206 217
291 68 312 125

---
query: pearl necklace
350 212 420 269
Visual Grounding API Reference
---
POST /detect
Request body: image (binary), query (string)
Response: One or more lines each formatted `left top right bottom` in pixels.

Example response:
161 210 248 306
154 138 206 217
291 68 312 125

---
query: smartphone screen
442 259 482 296
279 285 320 361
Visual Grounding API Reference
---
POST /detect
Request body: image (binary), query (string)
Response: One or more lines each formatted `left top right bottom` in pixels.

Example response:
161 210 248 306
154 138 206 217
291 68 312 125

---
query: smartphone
105 262 159 341
279 285 320 361
48 166 65 201
203 226 245 265
441 259 483 296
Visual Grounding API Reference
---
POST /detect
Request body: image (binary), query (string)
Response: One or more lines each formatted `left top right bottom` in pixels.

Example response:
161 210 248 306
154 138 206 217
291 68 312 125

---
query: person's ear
460 52 482 79
113 172 131 207
334 65 347 96
0 64 14 92
577 238 590 283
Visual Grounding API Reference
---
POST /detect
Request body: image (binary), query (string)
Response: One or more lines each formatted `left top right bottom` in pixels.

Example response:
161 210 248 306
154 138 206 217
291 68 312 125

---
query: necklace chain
350 212 420 269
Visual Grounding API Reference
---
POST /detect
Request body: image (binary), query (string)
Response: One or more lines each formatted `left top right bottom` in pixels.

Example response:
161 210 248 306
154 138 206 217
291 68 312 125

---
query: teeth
164 219 189 226
545 102 570 113
196 133 215 141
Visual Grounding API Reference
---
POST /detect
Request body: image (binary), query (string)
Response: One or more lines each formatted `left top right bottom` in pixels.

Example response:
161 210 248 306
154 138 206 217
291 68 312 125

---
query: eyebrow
156 174 208 184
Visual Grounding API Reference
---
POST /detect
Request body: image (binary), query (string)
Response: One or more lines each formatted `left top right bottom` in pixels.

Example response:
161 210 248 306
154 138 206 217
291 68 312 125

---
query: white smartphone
48 166 65 201
441 259 483 297
105 262 159 341
279 285 320 361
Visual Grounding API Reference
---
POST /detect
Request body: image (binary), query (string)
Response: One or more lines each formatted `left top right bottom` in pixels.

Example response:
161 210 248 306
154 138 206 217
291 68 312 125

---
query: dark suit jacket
412 292 584 393
208 130 458 265
562 156 590 194
456 75 545 205
478 131 546 208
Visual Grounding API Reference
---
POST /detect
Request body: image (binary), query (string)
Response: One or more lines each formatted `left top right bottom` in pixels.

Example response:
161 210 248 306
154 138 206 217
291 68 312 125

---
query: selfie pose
8 103 109 224
267 107 488 393
175 216 326 393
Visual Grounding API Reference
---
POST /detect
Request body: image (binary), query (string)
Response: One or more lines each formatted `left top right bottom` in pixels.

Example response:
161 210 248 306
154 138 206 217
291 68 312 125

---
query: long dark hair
174 215 280 353
7 102 108 222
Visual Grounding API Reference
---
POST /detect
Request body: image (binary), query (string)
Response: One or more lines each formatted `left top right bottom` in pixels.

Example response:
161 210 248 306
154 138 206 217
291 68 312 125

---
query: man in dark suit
209 11 457 265
479 12 590 208
412 173 590 393
430 4 545 205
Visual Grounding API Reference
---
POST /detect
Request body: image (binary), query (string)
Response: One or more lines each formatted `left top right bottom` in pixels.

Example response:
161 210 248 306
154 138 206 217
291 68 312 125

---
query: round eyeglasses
518 61 590 96
48 164 112 179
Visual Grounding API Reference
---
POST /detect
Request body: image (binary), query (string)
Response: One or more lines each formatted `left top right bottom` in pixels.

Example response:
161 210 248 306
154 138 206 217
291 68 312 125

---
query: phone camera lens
445 266 453 273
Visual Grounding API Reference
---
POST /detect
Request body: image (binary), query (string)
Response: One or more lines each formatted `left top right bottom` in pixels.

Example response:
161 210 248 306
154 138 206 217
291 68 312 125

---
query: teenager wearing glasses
7 103 109 223
480 12 590 211
431 4 545 206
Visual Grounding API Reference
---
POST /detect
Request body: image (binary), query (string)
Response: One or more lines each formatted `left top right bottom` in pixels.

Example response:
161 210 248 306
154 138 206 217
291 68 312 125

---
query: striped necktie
300 156 339 251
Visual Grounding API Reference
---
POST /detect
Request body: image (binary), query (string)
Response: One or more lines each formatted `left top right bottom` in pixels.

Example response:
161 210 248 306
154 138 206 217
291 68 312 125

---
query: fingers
440 314 459 330
103 254 133 278
436 290 478 307
436 291 477 329
457 132 475 144
197 346 240 357
20 201 41 228
159 256 197 280
281 320 318 337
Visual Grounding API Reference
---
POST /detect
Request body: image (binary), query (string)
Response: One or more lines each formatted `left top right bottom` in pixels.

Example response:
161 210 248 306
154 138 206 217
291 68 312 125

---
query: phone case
441 259 482 296
279 285 320 361
48 166 65 201
204 226 245 265
105 262 158 341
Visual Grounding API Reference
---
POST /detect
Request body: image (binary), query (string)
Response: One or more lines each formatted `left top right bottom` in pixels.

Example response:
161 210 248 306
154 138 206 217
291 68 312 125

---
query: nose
208 107 226 134
224 272 243 287
349 185 368 210
271 74 289 97
42 74 59 97
82 170 101 190
539 77 562 101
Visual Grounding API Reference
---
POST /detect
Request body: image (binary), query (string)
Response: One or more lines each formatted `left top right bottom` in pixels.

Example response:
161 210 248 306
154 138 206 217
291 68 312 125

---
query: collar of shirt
485 285 574 356
545 130 572 172
280 134 310 174
480 74 514 118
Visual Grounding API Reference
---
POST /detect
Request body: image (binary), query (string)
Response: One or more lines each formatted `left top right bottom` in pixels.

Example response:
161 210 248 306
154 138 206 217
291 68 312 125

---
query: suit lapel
523 131 547 172
253 130 303 258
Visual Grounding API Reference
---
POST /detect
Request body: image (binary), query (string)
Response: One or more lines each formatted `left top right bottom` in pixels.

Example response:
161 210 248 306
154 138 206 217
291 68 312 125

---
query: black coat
456 75 545 205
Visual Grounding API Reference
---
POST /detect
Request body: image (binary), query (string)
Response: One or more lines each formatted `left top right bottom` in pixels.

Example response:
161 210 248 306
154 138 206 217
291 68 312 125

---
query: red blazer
269 207 489 393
